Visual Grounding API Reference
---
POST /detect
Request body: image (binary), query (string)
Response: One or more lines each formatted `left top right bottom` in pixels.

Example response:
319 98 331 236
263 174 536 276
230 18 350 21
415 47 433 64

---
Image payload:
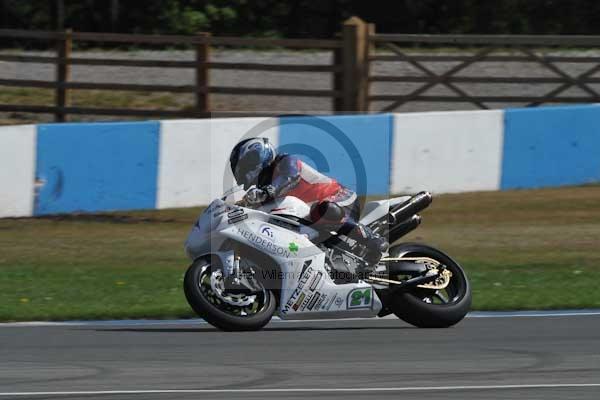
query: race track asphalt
1 314 599 399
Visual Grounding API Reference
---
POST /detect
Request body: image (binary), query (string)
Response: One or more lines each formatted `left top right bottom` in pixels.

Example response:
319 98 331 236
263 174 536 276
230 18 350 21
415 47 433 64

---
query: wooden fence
2 17 600 120
367 32 600 112
0 18 366 122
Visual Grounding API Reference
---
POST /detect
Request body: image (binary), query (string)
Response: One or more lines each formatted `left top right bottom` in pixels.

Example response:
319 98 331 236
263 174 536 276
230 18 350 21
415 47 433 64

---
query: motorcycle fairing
276 256 382 320
219 218 383 320
185 197 383 320
360 196 411 226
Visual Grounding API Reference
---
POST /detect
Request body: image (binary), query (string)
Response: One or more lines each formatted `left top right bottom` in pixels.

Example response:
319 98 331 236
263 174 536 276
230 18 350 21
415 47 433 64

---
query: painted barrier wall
391 110 504 194
1 105 599 217
35 122 160 215
278 114 392 195
0 125 36 218
501 104 600 189
157 118 279 209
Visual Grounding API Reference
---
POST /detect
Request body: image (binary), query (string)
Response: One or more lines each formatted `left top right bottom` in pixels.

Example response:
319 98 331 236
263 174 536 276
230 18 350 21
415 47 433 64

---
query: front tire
184 257 276 331
387 243 471 328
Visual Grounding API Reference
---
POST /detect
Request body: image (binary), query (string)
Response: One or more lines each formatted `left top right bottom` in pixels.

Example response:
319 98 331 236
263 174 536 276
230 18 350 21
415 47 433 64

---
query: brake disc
209 270 256 307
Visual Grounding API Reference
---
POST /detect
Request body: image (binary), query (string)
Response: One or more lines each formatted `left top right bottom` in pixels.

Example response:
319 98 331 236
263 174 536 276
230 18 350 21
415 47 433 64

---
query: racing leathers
249 154 387 266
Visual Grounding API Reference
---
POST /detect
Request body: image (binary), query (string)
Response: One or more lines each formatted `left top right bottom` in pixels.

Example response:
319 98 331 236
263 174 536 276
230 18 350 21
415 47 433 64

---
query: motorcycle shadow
90 325 413 333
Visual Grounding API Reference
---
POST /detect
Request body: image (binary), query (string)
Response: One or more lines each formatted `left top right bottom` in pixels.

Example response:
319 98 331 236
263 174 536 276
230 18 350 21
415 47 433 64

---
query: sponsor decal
335 296 344 307
269 218 299 232
259 225 274 238
237 228 291 258
300 260 311 276
300 293 313 311
347 288 373 309
313 293 326 310
309 271 323 291
214 205 235 218
292 293 306 311
324 294 338 311
288 242 299 254
281 266 313 313
228 214 248 224
307 292 321 310
227 209 247 224
227 209 244 218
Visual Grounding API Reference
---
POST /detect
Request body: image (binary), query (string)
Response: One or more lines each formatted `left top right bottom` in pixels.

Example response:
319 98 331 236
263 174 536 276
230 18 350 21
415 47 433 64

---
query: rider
229 137 388 266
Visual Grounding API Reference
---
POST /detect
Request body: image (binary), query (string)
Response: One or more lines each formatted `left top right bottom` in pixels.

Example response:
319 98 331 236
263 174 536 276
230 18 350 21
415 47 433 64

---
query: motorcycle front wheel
387 243 472 328
183 257 276 331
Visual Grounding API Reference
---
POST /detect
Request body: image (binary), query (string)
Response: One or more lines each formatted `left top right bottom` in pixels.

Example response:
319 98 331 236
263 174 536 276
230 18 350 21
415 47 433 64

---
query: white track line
468 310 600 318
1 309 600 328
1 383 600 396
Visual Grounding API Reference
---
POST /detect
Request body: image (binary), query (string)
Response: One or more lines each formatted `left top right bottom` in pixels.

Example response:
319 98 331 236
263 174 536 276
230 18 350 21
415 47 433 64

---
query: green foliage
2 0 600 38
160 3 209 34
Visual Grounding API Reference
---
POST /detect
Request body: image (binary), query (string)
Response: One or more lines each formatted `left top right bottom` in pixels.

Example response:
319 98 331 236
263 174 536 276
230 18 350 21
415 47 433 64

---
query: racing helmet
229 137 276 188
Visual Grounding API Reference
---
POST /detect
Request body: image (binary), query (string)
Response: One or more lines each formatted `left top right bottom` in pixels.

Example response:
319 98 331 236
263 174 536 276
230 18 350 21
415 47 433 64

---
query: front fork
218 250 262 294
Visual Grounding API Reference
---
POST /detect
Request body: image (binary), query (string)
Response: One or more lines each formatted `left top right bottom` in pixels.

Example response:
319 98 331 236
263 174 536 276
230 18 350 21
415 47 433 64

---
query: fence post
338 17 368 112
195 32 210 115
364 23 375 112
333 46 343 112
55 28 72 122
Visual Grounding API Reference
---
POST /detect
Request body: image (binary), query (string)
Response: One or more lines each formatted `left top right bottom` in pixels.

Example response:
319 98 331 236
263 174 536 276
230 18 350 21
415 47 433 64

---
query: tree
3 0 600 38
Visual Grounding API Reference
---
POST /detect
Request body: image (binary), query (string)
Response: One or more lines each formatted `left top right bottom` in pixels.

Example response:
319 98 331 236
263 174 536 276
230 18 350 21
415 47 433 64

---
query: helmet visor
234 151 261 188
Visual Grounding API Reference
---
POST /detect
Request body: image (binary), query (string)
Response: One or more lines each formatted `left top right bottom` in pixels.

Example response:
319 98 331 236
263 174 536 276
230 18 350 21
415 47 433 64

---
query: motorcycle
183 186 471 331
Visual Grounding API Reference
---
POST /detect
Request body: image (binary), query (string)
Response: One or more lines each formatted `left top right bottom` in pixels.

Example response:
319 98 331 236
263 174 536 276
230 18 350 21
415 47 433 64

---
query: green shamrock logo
288 242 299 254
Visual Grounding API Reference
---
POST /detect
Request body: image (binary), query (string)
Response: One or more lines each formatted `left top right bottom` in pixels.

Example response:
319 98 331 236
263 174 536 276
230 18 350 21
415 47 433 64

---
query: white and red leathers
258 154 357 217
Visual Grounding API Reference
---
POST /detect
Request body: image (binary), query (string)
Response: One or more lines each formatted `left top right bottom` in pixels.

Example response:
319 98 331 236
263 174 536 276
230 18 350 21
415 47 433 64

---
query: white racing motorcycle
184 187 471 331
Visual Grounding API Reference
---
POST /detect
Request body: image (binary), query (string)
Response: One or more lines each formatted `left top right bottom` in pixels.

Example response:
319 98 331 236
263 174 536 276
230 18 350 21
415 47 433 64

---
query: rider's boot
343 221 389 266
311 200 388 266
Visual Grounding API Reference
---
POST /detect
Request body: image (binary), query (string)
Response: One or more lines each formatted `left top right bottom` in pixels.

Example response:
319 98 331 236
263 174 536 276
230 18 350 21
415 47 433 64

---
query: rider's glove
244 187 268 205
263 185 277 199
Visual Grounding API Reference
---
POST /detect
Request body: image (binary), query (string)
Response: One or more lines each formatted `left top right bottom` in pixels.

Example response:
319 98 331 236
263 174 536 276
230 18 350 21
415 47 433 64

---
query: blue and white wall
0 125 36 218
391 110 504 194
1 104 599 218
157 118 279 208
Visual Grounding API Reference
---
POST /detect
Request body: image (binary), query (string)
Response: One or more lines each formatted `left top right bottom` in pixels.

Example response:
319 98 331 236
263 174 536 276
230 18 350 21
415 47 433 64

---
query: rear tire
184 258 276 331
387 243 471 328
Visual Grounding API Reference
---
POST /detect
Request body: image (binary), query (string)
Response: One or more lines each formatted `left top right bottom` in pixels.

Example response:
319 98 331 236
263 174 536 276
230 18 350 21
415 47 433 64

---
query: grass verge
0 87 191 125
1 186 599 321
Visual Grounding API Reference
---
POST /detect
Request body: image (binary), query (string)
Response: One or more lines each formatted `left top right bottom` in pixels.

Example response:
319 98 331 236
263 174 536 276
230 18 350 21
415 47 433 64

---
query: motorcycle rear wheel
184 257 276 331
387 243 471 328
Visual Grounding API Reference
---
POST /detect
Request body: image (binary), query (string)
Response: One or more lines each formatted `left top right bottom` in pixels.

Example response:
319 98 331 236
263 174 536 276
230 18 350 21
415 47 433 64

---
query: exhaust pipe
389 191 432 225
388 214 421 243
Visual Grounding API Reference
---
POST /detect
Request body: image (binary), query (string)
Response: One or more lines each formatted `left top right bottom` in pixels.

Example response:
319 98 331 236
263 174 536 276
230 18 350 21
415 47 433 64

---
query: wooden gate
367 33 600 112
